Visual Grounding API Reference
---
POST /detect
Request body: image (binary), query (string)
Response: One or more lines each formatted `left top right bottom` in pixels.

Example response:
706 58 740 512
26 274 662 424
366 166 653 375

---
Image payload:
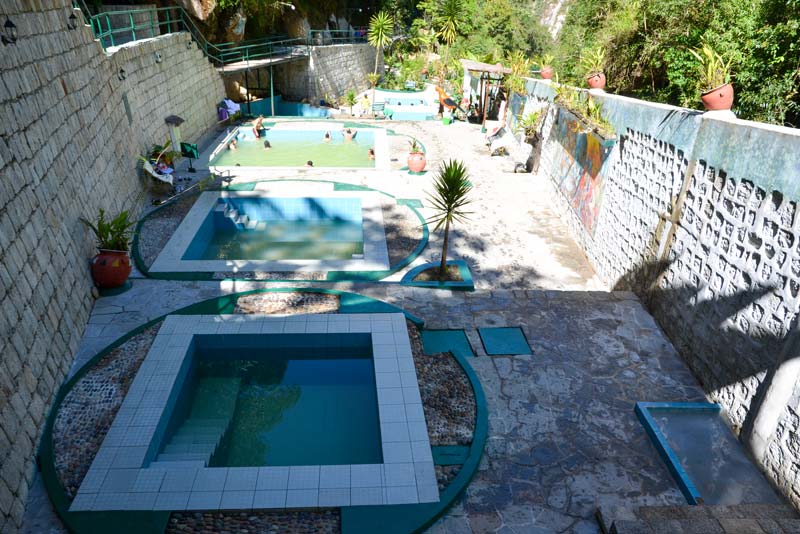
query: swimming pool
383 96 437 121
150 190 391 273
162 333 382 467
211 128 376 168
183 197 365 262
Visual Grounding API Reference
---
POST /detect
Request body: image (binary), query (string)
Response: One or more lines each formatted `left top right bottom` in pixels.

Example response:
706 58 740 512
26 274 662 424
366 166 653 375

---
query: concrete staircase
214 201 259 231
150 377 241 469
597 503 800 533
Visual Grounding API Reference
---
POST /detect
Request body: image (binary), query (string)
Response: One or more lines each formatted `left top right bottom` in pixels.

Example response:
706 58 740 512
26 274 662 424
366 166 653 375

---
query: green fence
73 5 367 67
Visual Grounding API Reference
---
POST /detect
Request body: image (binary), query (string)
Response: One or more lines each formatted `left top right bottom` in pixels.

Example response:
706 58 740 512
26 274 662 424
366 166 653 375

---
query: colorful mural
550 107 613 235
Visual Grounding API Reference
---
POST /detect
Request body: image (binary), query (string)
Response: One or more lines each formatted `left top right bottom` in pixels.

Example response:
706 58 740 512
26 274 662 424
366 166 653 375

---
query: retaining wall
0 2 224 531
517 79 800 508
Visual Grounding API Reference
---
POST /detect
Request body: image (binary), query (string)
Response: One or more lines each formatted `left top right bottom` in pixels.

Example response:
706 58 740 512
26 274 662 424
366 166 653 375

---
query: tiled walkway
23 120 705 533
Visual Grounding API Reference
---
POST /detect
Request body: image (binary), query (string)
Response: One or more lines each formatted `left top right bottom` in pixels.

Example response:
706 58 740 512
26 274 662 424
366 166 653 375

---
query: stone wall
223 43 379 105
0 2 224 532
519 79 800 509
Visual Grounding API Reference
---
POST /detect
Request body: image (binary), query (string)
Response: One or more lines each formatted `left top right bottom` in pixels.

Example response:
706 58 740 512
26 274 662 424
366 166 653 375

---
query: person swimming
228 139 237 150
342 128 356 142
368 148 375 160
323 131 331 143
305 160 314 167
263 140 271 150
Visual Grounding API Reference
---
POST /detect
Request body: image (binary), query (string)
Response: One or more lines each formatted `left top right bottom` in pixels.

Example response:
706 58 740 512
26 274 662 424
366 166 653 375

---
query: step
155 452 209 462
245 220 257 230
163 442 217 455
148 460 207 469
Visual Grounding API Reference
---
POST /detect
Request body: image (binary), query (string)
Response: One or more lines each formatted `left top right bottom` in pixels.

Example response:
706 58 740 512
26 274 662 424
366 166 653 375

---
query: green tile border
477 326 531 355
400 260 474 291
420 329 475 359
131 180 430 283
38 289 427 534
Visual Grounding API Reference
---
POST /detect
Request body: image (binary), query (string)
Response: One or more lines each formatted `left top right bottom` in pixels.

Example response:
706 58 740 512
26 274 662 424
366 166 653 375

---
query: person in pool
253 115 264 138
368 148 375 160
263 140 271 150
305 160 314 167
228 139 237 150
342 128 356 142
323 131 331 143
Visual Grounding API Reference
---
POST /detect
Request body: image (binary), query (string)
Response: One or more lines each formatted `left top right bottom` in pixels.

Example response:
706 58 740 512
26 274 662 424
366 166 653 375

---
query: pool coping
132 180 432 284
69 313 438 513
148 189 391 273
38 289 487 534
634 401 721 505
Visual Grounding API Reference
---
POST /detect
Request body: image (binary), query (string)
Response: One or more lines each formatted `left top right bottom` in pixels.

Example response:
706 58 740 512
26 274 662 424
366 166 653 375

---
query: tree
368 10 393 103
434 0 466 79
427 160 473 281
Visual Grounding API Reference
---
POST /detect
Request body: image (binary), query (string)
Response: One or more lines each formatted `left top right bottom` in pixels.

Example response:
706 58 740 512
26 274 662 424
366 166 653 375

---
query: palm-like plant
434 0 464 80
688 41 732 93
368 10 393 103
427 160 472 281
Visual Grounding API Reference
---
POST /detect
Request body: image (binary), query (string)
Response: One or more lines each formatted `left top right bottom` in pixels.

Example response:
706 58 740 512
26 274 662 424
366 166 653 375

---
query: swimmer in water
342 128 355 142
323 131 331 143
263 140 271 150
228 139 237 150
368 148 375 160
305 160 314 167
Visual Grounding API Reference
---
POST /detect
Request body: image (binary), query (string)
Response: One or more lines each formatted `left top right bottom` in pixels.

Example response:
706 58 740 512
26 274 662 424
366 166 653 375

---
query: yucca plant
427 160 472 281
537 53 555 69
81 208 136 251
580 46 606 76
368 10 393 104
688 42 732 93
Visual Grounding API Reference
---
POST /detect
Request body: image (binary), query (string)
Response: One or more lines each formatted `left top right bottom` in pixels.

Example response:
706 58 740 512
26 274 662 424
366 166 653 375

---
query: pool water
167 334 383 467
384 96 436 121
183 196 365 261
211 128 375 167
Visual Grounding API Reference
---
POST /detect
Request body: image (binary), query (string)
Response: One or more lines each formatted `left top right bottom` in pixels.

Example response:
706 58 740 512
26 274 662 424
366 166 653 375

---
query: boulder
177 0 217 21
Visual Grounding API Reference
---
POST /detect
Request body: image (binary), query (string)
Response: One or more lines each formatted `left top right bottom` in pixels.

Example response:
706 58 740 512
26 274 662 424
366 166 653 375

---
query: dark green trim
98 280 133 297
401 260 474 291
132 179 430 284
432 445 470 466
39 289 424 533
340 347 488 533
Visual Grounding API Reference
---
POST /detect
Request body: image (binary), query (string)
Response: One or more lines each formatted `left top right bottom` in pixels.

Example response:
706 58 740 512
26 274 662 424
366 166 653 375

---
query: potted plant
580 47 606 90
81 208 136 289
538 53 555 80
514 108 545 171
407 138 427 173
150 139 180 166
427 159 472 281
689 42 734 111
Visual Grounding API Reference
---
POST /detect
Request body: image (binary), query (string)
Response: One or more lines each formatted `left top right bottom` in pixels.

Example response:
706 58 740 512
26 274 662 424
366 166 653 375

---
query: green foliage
688 41 732 92
81 208 136 251
367 73 381 87
514 109 544 138
426 159 473 280
368 10 394 76
345 90 357 107
551 0 799 125
555 85 615 137
579 46 606 76
409 137 423 153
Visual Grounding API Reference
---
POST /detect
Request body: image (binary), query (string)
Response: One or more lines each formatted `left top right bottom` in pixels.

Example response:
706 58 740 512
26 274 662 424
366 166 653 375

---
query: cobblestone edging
166 509 340 534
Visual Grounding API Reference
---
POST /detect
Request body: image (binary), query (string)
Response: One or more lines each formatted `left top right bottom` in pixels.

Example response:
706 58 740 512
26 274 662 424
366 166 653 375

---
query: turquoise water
384 96 436 121
211 128 375 167
168 336 383 467
183 197 365 261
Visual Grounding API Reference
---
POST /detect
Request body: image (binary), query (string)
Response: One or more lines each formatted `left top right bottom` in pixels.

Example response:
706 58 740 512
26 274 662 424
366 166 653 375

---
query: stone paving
23 119 705 533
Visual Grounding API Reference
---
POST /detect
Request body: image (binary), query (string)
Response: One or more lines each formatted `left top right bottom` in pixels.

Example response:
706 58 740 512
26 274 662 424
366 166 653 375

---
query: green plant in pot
689 41 734 111
580 47 607 90
514 109 544 143
427 159 472 281
81 208 136 289
537 53 555 80
407 138 426 173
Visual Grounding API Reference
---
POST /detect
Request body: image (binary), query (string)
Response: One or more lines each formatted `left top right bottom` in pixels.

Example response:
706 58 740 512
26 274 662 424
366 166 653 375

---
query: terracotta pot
701 83 734 111
90 249 131 289
586 72 606 90
540 66 553 80
407 152 426 173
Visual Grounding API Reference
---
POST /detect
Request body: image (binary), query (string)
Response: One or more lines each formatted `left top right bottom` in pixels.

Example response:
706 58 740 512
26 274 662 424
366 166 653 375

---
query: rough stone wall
0 2 224 532
260 43 379 103
524 79 800 510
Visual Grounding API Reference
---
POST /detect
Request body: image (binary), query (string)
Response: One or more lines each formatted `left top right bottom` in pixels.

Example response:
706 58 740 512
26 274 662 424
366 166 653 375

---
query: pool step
154 377 242 467
148 460 207 470
215 201 264 231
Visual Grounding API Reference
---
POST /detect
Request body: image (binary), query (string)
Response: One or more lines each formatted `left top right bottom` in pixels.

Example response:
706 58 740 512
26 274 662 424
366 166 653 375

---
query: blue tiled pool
384 96 436 121
183 197 365 261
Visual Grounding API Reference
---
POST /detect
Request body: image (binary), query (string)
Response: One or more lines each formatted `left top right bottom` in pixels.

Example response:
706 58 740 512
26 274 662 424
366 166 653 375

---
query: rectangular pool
211 128 376 168
183 197 364 262
164 333 382 467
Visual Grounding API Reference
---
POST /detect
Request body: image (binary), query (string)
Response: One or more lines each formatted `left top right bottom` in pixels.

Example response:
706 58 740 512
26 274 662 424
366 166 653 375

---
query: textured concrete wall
0 2 224 531
522 79 800 509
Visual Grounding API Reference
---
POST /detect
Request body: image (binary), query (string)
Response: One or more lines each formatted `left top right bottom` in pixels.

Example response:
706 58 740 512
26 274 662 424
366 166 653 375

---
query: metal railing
82 6 369 68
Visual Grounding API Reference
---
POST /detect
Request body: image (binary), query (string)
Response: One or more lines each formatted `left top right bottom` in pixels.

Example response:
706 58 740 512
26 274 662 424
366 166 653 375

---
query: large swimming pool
211 128 376 168
183 197 365 262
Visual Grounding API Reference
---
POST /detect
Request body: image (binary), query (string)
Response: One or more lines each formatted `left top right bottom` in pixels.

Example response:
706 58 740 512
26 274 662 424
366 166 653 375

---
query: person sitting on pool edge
264 140 271 150
368 148 375 160
323 131 331 143
305 160 314 167
342 128 356 142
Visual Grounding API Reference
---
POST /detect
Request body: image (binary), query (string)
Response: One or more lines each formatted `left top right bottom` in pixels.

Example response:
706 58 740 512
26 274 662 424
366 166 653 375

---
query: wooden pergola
459 59 511 131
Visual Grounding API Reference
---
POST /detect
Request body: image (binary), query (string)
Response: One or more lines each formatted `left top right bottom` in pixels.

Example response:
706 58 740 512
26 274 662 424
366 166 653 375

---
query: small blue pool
159 333 383 467
384 96 436 121
183 196 365 261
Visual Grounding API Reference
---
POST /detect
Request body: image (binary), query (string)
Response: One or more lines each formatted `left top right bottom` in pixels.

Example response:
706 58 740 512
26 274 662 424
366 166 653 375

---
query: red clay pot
90 250 131 289
407 152 426 173
701 83 734 111
540 66 553 80
587 72 606 90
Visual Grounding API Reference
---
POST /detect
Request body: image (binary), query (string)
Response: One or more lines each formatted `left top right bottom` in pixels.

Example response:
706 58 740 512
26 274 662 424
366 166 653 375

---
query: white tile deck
72 313 438 512
149 189 391 273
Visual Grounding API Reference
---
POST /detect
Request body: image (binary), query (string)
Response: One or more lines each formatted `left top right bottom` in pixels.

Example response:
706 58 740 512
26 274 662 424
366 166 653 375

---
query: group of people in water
228 120 375 161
